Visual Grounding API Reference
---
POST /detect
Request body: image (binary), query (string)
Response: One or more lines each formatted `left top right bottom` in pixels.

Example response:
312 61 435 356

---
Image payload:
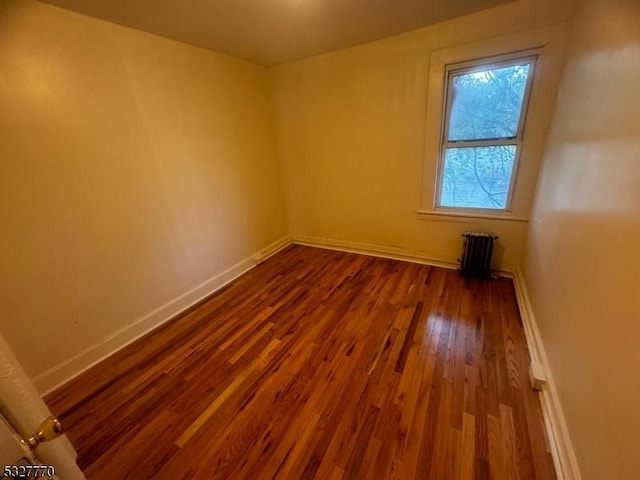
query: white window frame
418 28 568 223
435 50 540 213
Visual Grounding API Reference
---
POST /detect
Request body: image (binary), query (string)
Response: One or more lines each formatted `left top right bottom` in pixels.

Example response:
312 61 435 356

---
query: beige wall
270 0 573 271
521 0 640 478
0 1 288 386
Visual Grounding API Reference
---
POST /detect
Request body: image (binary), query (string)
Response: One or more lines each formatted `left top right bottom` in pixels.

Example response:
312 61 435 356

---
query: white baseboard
512 267 582 480
293 235 461 271
293 234 516 274
34 235 292 396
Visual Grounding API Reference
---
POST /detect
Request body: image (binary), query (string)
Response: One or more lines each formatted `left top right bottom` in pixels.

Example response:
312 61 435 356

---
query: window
435 52 538 211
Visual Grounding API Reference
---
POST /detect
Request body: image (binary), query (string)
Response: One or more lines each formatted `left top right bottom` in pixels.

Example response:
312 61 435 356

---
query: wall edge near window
417 209 529 223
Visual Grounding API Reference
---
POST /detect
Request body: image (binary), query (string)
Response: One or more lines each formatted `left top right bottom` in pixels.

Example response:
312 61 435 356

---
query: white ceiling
40 0 515 66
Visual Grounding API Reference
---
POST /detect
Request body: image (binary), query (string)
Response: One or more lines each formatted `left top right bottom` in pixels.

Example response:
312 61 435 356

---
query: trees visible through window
437 53 537 210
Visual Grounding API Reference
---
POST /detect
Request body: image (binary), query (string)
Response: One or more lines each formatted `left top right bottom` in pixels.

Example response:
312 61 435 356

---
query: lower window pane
440 146 516 209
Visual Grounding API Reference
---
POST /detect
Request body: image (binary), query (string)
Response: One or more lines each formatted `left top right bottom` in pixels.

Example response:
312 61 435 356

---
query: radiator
459 232 498 278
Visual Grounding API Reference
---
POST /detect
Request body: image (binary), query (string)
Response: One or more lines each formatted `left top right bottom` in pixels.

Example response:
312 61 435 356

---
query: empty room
1 0 638 478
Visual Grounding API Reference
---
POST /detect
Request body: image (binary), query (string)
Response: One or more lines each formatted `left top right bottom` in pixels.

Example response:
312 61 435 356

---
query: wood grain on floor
45 244 555 480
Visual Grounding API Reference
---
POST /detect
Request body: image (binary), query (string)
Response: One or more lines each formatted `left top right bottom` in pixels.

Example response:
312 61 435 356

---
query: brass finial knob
23 416 63 450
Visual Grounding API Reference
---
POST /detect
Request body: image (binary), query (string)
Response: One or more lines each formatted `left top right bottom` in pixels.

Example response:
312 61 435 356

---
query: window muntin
436 53 537 211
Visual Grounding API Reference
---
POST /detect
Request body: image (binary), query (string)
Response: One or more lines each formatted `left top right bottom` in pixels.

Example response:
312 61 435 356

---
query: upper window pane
447 63 530 141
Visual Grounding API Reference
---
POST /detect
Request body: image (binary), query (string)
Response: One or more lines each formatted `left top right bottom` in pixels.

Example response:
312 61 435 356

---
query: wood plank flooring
45 245 555 479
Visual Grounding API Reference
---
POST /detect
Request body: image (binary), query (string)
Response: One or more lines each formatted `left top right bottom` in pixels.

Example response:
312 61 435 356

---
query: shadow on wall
522 209 640 479
492 239 506 271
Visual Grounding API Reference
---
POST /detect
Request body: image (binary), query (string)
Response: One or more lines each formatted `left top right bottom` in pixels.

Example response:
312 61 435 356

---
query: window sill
417 209 529 223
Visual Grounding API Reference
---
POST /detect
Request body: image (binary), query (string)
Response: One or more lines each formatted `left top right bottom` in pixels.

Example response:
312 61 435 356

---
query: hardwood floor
45 245 555 479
